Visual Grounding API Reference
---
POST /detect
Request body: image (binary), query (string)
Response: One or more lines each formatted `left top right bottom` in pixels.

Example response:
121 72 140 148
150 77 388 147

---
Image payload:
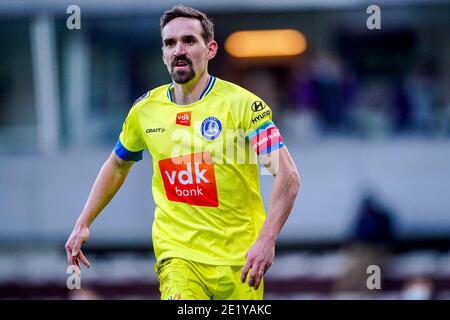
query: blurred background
1 0 450 300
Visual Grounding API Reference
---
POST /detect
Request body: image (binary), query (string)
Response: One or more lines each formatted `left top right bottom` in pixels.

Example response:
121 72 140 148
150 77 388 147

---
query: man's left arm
240 147 301 289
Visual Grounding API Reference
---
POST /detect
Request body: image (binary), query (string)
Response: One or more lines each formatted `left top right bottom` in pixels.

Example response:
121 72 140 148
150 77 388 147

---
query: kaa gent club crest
201 117 222 140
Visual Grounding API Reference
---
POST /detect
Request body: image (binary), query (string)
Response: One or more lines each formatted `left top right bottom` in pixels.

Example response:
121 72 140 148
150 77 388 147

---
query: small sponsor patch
176 111 191 126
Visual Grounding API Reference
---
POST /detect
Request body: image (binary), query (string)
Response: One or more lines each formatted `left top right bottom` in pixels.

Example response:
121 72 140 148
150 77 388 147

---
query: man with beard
65 5 300 300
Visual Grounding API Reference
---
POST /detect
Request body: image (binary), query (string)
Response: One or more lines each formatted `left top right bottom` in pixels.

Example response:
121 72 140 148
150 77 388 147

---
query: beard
171 67 195 84
170 56 195 84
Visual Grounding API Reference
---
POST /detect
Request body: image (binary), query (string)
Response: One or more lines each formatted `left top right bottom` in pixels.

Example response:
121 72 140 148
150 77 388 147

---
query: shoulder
214 78 259 102
131 83 171 108
214 78 267 115
132 91 151 107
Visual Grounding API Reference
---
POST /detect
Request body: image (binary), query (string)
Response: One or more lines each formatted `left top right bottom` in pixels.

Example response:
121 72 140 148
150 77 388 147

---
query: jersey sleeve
244 99 285 155
114 105 145 161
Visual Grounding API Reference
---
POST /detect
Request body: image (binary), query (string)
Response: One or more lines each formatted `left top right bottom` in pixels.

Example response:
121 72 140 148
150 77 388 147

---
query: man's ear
207 40 218 60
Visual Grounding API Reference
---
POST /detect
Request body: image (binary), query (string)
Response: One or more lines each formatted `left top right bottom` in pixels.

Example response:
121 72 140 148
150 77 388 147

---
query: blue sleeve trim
114 140 143 161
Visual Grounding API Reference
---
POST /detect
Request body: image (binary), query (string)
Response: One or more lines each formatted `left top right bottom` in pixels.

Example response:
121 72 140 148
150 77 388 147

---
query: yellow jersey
115 76 284 266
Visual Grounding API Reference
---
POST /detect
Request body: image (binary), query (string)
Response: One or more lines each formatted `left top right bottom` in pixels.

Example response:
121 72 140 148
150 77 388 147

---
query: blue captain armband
114 140 143 161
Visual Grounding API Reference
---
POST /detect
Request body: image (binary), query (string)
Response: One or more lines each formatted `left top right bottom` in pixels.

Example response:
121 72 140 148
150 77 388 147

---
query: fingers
71 236 84 257
66 243 81 275
247 265 258 288
67 248 89 273
65 233 91 271
240 260 251 283
241 257 272 290
77 251 91 268
66 241 79 267
71 262 81 276
253 264 266 290
65 244 73 265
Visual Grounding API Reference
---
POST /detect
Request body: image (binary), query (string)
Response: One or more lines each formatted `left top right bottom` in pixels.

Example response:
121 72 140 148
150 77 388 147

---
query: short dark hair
160 5 214 44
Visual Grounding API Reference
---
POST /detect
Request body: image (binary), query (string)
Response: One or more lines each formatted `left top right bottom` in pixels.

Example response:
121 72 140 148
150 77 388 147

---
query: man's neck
172 72 211 105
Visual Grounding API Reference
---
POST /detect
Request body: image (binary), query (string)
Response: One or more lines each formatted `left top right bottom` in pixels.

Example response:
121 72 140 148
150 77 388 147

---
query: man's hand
240 238 275 290
240 147 300 290
65 224 91 273
63 152 135 275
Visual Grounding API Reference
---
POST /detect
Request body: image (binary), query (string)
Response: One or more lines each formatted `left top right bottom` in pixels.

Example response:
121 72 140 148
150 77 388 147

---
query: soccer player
65 5 300 300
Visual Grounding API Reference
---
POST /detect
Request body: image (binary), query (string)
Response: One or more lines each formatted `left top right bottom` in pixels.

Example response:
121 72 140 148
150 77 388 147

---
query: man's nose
173 43 187 56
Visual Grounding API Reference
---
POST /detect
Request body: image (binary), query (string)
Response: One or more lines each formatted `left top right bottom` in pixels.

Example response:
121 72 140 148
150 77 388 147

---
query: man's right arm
65 151 136 271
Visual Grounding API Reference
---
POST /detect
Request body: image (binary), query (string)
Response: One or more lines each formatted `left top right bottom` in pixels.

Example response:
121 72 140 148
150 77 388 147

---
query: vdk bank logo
159 152 218 207
176 111 191 126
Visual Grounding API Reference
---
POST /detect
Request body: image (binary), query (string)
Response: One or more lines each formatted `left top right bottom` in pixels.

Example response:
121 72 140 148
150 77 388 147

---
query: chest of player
137 104 241 159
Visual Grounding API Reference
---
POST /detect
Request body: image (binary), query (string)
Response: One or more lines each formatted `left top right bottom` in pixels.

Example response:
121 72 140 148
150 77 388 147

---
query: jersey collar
166 75 216 103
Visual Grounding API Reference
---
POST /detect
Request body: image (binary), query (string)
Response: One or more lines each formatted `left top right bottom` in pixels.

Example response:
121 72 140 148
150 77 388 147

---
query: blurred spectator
349 80 394 138
286 51 447 138
311 51 345 131
401 58 439 133
433 86 450 136
333 194 395 293
288 51 357 134
288 56 316 113
401 277 434 300
352 194 395 245
284 57 322 141
393 79 412 132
